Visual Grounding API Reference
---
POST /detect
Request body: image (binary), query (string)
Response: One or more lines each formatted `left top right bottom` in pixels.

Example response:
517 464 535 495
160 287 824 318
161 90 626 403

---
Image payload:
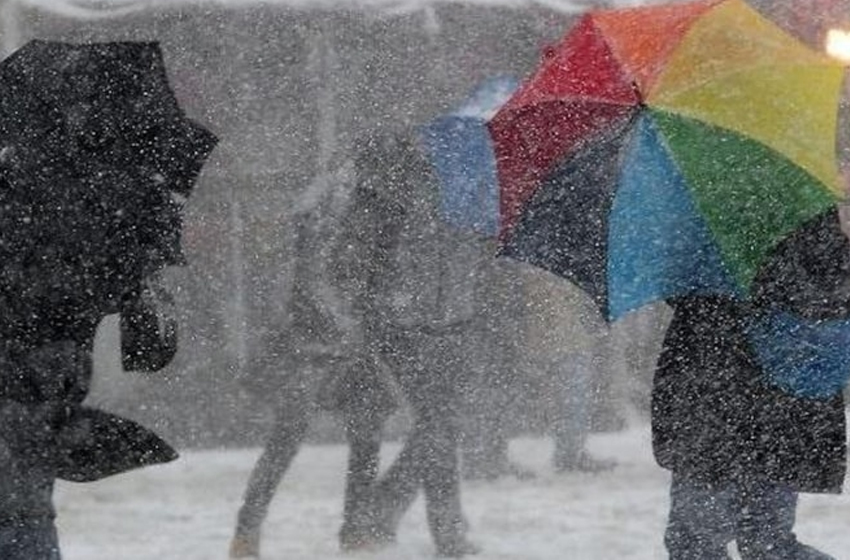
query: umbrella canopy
489 0 847 321
0 39 218 332
418 75 519 237
54 406 179 482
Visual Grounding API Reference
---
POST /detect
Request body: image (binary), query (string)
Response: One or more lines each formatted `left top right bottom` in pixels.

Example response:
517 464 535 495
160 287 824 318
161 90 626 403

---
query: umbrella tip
631 81 644 104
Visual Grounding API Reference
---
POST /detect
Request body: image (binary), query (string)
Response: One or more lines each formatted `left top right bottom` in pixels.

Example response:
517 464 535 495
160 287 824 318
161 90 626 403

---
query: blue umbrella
418 75 519 237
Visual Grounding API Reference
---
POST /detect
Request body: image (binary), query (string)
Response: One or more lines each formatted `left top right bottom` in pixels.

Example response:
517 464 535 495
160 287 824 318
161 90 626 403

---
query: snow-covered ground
54 424 850 560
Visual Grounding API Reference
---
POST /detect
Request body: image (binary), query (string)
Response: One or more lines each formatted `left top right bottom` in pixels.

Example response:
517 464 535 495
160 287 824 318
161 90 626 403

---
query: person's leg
664 472 736 560
458 322 526 481
459 376 535 481
416 335 477 557
0 519 62 560
368 332 475 556
371 375 473 556
417 397 475 557
459 380 513 480
736 478 835 560
371 432 423 524
230 398 311 559
338 407 393 550
0 405 62 560
354 333 426 543
551 355 614 472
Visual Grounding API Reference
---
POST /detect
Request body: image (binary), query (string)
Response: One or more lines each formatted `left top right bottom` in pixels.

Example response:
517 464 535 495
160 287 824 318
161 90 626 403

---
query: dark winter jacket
0 293 177 523
335 128 487 338
651 211 850 494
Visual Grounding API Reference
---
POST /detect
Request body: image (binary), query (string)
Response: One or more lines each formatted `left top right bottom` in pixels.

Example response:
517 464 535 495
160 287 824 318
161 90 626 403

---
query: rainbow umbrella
489 0 847 321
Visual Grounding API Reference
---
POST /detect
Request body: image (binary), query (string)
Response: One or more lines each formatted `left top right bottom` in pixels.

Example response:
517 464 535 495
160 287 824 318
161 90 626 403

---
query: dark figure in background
653 210 848 560
520 266 616 475
228 168 399 559
459 253 536 481
457 256 623 482
334 130 483 557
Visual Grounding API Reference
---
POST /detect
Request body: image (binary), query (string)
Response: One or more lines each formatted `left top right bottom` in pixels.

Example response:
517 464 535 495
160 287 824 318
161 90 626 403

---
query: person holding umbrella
486 0 850 558
653 3 850 559
653 212 850 560
227 164 401 560
0 40 217 559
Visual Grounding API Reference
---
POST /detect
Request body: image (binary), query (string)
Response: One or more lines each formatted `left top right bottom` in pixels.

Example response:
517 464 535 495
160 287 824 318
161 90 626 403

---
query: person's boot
431 511 480 558
338 524 396 553
436 536 481 558
228 530 260 559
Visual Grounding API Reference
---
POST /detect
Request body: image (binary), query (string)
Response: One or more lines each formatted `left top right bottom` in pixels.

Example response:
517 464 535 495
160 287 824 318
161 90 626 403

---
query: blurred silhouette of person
333 129 483 557
458 249 537 481
0 39 216 559
228 166 399 559
520 265 617 474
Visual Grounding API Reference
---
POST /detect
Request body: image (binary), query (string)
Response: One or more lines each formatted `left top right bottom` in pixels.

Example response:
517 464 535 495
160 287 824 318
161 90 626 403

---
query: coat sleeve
751 209 850 320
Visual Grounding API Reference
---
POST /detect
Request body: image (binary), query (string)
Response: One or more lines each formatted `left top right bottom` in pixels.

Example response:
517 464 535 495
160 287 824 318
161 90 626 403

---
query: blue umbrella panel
419 116 500 237
418 75 519 238
500 112 741 321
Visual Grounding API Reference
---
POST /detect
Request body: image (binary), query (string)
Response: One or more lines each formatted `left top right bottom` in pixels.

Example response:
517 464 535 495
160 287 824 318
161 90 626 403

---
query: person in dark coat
228 166 399 559
0 323 98 560
0 268 178 560
333 129 483 557
652 210 849 560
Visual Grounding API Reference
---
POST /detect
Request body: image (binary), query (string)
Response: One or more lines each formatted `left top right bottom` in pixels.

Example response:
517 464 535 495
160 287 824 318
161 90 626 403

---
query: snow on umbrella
0 39 218 323
489 0 847 322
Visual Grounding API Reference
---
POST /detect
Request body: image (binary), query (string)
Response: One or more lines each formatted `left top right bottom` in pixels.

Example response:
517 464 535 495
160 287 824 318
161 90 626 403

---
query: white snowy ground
53 424 850 560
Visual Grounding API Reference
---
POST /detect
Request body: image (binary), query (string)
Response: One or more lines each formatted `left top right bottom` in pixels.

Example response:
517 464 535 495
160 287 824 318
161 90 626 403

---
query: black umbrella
54 406 179 483
0 40 218 324
0 40 217 478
